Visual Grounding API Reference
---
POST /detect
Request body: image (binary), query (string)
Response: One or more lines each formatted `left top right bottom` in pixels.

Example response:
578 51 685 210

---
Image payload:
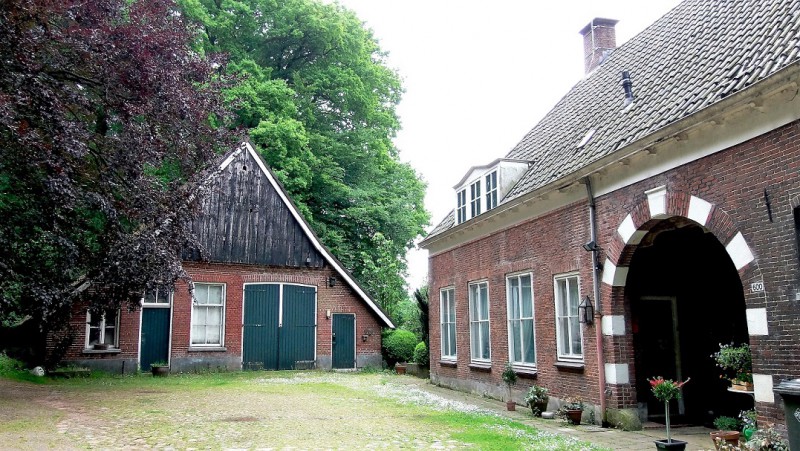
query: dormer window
457 189 467 224
470 180 482 217
485 171 498 210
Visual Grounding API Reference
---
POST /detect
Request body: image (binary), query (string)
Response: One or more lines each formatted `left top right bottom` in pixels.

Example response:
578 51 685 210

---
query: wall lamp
328 276 337 288
582 240 600 252
579 296 594 324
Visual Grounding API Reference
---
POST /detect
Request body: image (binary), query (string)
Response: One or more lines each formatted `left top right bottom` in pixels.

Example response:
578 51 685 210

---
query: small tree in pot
650 376 690 450
501 362 518 411
524 384 549 417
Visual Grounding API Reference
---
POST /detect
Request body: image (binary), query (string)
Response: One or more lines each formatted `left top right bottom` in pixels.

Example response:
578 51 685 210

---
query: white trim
439 286 457 360
468 280 491 363
138 290 174 370
553 272 584 362
746 307 769 336
331 313 356 369
85 309 120 349
189 282 226 348
604 363 630 384
601 260 628 287
237 143 394 328
617 214 637 244
505 272 536 367
753 373 775 403
601 315 625 336
646 185 667 218
687 195 713 226
726 232 755 270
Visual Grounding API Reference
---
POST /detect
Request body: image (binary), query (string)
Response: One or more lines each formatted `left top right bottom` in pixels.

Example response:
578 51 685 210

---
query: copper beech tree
0 0 237 360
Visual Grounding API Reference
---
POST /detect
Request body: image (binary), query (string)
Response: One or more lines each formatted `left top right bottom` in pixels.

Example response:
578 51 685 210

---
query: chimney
579 18 619 74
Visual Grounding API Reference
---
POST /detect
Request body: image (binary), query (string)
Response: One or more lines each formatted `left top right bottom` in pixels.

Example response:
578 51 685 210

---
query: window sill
511 366 538 378
188 346 227 352
82 348 121 355
439 359 457 368
468 362 492 372
554 361 585 372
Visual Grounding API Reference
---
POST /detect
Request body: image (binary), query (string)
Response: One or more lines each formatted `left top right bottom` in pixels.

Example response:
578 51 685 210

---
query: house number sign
750 281 765 293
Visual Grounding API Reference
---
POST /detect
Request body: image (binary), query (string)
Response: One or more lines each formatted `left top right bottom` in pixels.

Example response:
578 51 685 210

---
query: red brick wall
428 118 800 426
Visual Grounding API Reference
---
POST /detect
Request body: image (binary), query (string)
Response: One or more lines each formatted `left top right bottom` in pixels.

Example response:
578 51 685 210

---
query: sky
330 1 683 291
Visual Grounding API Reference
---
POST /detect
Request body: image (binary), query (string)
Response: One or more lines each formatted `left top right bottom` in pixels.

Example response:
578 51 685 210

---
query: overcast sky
330 1 683 291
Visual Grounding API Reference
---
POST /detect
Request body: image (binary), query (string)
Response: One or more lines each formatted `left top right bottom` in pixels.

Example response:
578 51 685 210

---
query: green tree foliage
0 0 235 347
412 341 429 366
180 0 430 317
381 329 417 366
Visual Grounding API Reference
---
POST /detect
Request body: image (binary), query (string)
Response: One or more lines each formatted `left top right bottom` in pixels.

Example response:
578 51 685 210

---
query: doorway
332 314 356 369
627 218 752 425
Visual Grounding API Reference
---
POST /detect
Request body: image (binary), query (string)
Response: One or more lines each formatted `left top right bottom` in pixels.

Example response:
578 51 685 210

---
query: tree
0 0 236 356
180 0 430 318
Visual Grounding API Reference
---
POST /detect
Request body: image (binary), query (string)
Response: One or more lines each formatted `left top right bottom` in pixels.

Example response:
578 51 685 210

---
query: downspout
585 176 607 423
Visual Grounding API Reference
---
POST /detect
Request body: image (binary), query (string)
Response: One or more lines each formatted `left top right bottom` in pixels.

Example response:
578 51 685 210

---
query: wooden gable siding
190 148 324 268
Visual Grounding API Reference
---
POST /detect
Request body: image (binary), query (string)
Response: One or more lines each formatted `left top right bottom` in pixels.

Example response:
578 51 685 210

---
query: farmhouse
420 0 800 432
60 142 393 373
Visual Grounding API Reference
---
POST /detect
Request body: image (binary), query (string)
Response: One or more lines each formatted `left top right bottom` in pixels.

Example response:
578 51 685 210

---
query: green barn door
141 307 170 371
332 314 355 369
279 285 317 370
243 284 280 370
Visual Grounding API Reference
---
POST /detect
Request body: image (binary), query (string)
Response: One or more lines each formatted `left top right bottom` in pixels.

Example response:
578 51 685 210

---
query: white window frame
439 287 457 360
85 309 120 349
470 180 482 217
190 282 226 347
485 171 498 210
468 281 491 362
456 189 467 224
506 272 536 367
142 287 172 307
554 273 583 361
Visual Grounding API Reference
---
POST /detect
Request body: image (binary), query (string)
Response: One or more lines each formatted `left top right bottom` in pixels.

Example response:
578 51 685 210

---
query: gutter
584 177 607 424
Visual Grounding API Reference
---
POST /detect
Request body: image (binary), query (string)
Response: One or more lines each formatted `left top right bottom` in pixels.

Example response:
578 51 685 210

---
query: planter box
654 439 687 450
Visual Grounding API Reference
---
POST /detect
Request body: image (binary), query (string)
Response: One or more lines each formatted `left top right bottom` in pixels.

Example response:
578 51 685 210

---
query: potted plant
739 409 757 441
650 376 690 450
710 416 741 450
150 360 170 377
501 362 518 411
712 343 753 391
524 384 549 417
556 397 584 425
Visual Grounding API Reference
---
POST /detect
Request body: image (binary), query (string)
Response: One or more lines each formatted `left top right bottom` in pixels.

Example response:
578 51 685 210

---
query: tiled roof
427 0 800 240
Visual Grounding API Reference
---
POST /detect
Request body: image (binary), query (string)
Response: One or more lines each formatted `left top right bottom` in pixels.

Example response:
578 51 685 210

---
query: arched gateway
601 188 766 425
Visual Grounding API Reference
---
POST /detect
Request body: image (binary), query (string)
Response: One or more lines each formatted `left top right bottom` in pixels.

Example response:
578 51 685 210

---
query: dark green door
141 307 170 371
243 284 280 370
279 285 317 369
332 314 355 369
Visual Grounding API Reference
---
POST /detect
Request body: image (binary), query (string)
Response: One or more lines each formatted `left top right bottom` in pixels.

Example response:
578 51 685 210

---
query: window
143 287 171 305
554 274 582 360
507 273 535 366
468 281 490 362
440 287 457 360
86 309 119 349
191 283 225 346
456 189 467 224
470 180 482 217
485 171 498 210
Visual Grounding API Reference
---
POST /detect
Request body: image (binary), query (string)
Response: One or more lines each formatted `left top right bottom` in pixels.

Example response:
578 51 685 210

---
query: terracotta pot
654 439 687 450
565 409 582 425
710 430 741 450
506 400 516 411
395 363 406 375
151 365 169 377
730 380 754 391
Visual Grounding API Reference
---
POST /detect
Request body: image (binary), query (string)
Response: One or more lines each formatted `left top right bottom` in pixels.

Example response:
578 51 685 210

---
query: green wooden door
141 307 170 370
279 285 317 370
243 284 280 370
332 314 355 369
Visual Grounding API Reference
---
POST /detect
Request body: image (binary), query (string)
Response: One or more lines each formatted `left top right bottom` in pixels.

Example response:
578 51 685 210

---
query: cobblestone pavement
394 376 715 451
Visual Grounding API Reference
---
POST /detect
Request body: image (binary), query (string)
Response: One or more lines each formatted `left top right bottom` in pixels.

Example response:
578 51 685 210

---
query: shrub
714 416 740 431
412 342 429 365
382 329 417 366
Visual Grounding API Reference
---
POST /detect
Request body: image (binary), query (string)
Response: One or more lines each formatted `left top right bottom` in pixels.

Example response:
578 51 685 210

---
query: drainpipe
584 177 607 423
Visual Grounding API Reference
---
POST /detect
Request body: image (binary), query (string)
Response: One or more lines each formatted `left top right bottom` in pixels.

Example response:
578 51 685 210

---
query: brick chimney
579 18 618 74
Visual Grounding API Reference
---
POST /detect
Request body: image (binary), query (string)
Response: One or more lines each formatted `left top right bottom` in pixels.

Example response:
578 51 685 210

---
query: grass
0 355 608 449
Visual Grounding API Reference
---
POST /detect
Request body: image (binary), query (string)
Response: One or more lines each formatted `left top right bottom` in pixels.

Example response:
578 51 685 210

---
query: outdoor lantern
579 296 594 324
328 276 336 287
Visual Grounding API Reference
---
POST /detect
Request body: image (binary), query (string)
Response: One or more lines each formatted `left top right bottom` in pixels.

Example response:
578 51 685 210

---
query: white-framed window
456 189 467 224
554 274 582 360
507 273 535 366
191 283 225 347
468 281 490 362
143 287 172 306
485 171 498 210
440 287 457 360
85 309 119 349
470 180 482 217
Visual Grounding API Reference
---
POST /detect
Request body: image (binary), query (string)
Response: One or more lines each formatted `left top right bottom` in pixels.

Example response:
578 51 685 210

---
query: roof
217 142 396 329
425 0 800 241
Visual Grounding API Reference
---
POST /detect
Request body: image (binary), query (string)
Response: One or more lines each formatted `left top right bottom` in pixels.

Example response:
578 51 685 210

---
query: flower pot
395 363 406 375
654 439 687 450
565 409 582 425
730 380 753 391
506 400 516 411
151 365 169 377
530 400 548 417
710 430 741 450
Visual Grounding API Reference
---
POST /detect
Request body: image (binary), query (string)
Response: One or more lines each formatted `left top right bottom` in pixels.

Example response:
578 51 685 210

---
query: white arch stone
687 195 713 226
726 232 755 270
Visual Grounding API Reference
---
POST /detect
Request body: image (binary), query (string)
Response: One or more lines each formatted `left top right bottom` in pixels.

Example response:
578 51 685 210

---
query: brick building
62 142 393 373
420 0 800 432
